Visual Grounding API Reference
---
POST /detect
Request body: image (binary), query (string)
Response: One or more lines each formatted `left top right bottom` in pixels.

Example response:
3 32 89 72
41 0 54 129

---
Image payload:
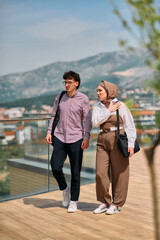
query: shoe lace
99 203 107 209
69 201 76 209
110 205 117 211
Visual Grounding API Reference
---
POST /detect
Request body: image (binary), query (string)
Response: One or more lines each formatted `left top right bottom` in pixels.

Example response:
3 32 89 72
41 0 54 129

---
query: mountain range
0 48 153 104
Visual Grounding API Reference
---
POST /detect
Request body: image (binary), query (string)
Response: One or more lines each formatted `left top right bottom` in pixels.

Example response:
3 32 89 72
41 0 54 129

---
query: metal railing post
47 125 50 192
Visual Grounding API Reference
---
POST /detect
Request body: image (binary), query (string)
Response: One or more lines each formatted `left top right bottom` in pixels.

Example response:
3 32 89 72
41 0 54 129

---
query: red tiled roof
136 128 159 136
3 130 16 136
144 129 159 135
17 125 24 130
136 129 146 135
133 104 139 108
138 111 155 116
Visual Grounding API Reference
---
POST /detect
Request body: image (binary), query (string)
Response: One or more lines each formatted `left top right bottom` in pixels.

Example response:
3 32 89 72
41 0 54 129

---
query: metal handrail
0 117 51 123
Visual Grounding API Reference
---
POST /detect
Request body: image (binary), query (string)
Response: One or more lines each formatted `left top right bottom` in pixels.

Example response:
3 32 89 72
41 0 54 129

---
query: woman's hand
128 147 134 157
108 101 121 112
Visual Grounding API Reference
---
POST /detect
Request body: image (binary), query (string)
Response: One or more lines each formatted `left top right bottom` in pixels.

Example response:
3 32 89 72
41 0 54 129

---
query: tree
110 1 160 239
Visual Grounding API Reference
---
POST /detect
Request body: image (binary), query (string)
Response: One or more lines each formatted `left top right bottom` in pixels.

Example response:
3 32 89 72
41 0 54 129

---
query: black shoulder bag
51 91 65 146
116 109 140 158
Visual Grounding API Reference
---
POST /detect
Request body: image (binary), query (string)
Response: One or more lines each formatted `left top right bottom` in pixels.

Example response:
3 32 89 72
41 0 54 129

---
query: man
46 70 92 213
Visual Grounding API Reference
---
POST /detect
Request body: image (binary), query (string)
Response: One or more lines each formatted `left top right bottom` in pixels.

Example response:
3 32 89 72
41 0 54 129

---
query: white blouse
92 98 137 148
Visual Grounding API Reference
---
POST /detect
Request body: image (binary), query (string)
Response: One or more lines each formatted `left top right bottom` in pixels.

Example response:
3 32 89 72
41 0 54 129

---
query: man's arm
81 96 92 149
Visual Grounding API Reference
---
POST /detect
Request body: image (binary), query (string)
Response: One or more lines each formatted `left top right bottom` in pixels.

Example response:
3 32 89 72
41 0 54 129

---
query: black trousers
51 136 83 201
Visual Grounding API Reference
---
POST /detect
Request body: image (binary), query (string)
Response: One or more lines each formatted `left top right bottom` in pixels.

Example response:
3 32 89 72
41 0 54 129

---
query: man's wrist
84 138 89 141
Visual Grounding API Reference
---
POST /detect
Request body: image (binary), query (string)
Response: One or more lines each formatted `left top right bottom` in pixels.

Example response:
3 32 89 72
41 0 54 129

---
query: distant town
0 87 160 147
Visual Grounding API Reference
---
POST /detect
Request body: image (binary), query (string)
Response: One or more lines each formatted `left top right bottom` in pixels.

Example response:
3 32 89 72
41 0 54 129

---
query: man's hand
128 147 134 157
46 133 52 144
81 139 89 149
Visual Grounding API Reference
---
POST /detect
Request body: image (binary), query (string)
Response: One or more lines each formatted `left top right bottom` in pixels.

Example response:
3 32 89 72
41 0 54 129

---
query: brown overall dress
96 115 129 207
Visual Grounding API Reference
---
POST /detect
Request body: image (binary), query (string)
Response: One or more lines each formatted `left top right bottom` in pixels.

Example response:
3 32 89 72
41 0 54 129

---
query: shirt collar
98 97 118 105
66 90 78 98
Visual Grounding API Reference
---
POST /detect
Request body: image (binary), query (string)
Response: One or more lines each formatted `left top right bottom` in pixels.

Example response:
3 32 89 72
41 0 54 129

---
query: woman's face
97 85 107 102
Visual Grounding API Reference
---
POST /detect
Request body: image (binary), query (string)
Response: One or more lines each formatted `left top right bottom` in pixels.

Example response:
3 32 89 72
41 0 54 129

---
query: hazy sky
0 0 138 76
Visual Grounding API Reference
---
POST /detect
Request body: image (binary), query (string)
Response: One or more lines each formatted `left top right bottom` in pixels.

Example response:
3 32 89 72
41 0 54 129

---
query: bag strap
58 91 65 105
53 91 66 122
116 109 120 138
51 91 65 135
56 91 66 113
54 91 65 115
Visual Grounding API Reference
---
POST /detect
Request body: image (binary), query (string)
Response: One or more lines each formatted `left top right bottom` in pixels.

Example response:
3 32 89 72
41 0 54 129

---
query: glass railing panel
0 120 25 201
22 119 49 195
0 119 51 201
1 111 159 202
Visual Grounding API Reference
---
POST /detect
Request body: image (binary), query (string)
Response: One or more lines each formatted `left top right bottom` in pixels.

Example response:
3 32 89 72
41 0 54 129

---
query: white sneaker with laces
106 204 119 215
67 201 77 213
93 203 109 214
62 186 69 207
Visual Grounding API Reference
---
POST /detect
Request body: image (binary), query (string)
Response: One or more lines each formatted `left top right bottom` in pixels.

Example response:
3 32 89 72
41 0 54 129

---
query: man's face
64 77 79 92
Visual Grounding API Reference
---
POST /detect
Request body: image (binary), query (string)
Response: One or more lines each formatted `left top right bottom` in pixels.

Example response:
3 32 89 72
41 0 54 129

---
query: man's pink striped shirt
47 91 92 143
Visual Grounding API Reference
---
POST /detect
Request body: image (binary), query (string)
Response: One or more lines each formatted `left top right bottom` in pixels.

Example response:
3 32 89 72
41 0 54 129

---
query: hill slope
0 48 153 104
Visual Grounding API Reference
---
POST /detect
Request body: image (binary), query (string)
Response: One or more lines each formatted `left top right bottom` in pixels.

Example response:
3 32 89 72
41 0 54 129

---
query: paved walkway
0 147 160 240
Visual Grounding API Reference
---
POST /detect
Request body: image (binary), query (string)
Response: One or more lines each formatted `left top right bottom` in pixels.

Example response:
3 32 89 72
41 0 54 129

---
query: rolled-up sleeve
92 102 111 127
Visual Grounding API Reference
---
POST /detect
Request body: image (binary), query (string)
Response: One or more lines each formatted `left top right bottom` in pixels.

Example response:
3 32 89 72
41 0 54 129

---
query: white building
24 126 32 141
132 110 155 126
16 125 25 145
4 107 25 119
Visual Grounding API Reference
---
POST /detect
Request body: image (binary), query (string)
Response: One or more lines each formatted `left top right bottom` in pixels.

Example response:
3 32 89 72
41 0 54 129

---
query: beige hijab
98 80 118 107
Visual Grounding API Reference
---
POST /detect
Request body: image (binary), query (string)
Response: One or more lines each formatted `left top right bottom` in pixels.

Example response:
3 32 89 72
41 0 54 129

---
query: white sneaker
106 204 119 215
67 201 77 213
93 203 109 214
62 186 70 207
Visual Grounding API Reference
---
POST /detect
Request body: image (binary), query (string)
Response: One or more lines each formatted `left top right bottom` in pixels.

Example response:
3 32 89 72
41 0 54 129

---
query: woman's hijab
98 80 118 107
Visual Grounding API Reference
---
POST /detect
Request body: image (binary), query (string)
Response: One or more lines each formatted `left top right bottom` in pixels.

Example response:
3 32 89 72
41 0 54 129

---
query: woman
92 81 136 215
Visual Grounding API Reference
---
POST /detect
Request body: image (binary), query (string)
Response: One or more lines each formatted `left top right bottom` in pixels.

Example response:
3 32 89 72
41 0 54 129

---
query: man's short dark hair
63 70 81 89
